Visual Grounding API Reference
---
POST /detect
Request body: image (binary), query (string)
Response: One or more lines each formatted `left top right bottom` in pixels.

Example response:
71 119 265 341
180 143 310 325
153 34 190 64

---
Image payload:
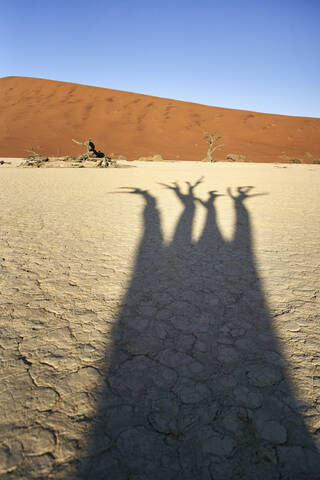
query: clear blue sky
1 0 319 117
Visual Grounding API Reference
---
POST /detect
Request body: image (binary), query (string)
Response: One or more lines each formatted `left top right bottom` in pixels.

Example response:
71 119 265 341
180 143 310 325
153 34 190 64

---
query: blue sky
1 0 319 117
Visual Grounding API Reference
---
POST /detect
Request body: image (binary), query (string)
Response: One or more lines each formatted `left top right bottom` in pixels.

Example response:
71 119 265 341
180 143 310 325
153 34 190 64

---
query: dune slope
1 76 320 161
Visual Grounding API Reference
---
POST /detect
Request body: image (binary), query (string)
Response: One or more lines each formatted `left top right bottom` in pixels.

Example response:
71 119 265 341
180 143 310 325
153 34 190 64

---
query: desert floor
1 161 320 479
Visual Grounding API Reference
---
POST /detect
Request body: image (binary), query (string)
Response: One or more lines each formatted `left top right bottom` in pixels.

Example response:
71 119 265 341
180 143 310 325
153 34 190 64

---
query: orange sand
1 76 320 162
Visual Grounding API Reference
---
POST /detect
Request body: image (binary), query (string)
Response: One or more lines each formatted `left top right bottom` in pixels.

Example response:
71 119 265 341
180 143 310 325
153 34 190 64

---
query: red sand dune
1 76 320 162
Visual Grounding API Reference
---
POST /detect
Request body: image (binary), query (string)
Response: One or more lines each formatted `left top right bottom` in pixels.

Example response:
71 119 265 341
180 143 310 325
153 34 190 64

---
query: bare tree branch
25 148 41 157
203 131 224 162
72 139 87 146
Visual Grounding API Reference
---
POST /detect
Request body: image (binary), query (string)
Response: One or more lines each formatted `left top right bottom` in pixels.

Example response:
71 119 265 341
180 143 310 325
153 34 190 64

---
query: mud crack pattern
0 164 319 479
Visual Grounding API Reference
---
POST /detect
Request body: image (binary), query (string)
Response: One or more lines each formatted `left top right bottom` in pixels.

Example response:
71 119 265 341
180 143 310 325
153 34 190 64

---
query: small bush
137 154 164 162
312 158 320 164
226 153 246 162
279 154 291 161
289 157 302 164
226 154 238 162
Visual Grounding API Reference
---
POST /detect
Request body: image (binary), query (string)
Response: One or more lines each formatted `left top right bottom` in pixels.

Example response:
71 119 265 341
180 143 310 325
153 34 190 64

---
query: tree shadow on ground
78 180 320 479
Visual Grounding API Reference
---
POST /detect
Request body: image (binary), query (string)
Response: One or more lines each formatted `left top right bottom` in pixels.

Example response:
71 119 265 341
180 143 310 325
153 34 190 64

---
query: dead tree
203 131 224 162
71 138 114 167
72 138 105 159
23 148 48 167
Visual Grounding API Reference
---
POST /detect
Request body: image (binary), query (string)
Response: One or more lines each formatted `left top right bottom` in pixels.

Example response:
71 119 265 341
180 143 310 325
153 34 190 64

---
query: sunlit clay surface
0 162 319 479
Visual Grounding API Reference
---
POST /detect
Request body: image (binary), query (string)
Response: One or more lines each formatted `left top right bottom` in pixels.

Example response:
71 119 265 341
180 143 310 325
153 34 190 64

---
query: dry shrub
136 154 164 162
226 153 246 162
280 155 303 164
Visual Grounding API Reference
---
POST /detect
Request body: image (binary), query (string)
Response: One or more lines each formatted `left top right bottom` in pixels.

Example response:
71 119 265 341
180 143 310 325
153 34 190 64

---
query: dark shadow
78 182 320 479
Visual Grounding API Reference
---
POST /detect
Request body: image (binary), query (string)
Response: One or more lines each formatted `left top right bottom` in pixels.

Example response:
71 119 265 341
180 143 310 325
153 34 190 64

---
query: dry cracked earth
0 162 319 479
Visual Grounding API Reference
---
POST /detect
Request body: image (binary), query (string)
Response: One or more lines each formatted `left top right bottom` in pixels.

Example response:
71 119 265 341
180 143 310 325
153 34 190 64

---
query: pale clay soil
0 161 319 479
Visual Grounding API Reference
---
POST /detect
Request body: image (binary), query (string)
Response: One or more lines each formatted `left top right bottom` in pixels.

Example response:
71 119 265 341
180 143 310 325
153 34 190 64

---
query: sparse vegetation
279 154 304 164
136 154 164 162
21 139 122 168
226 153 246 162
305 152 313 158
312 159 320 164
23 148 49 167
202 131 224 162
279 154 291 161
